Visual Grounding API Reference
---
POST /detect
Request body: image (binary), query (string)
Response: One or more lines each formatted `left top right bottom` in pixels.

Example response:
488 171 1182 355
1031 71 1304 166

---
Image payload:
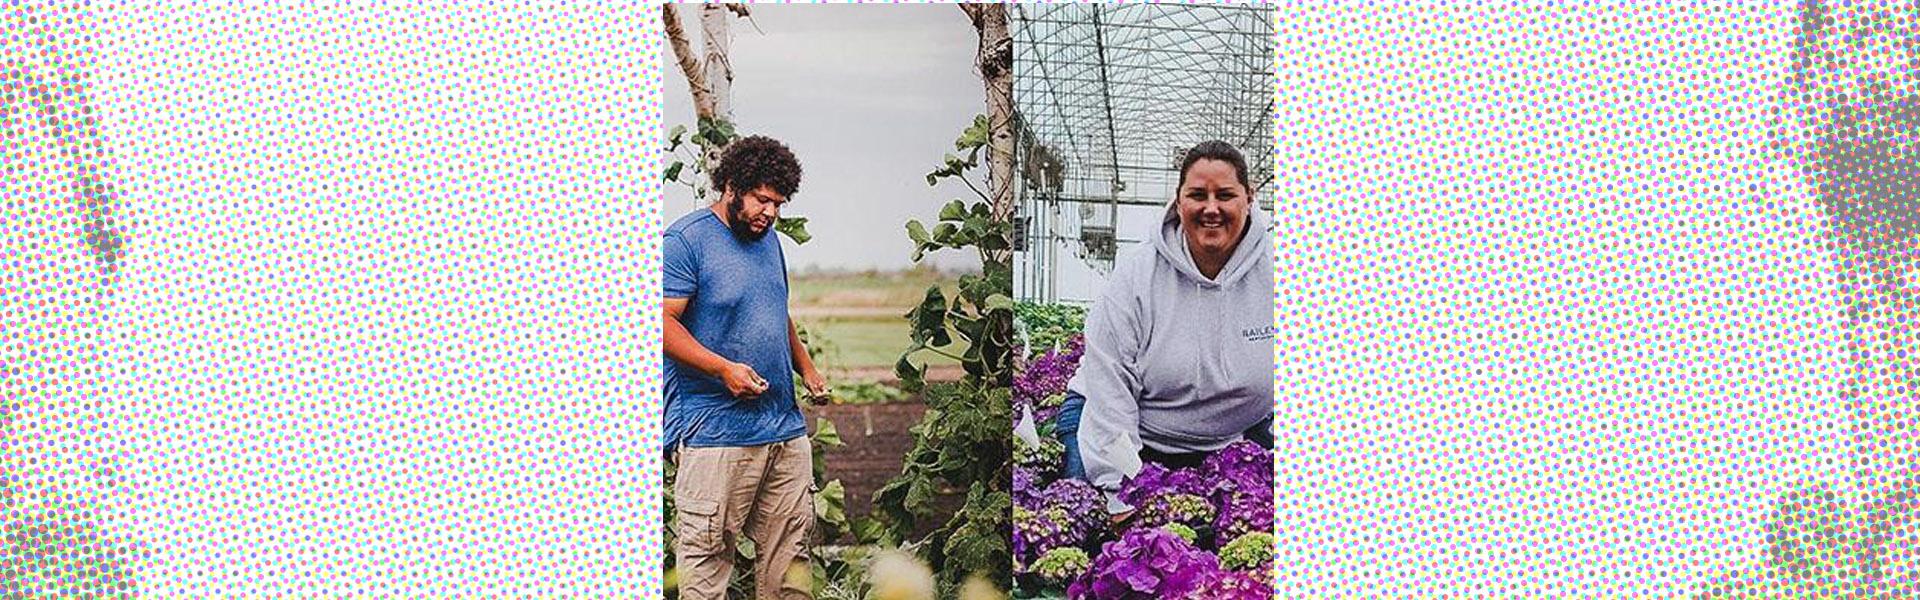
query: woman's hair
711 135 803 199
1177 140 1250 191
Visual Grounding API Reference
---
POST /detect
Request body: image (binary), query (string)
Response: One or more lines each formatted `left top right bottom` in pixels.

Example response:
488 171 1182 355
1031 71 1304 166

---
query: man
663 135 828 600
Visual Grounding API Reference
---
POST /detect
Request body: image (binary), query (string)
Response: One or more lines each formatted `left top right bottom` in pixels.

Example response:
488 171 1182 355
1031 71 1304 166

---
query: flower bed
1011 330 1276 599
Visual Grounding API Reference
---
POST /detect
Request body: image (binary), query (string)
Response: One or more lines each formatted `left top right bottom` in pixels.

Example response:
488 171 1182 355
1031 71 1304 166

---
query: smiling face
1176 158 1251 261
725 184 788 241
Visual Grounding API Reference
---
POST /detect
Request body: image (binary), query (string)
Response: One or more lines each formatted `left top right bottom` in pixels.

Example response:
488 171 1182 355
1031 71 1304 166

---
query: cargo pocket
674 497 726 558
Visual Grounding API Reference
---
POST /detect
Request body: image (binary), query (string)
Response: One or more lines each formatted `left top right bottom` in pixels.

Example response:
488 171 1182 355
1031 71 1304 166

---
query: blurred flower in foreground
866 549 935 600
959 573 1009 600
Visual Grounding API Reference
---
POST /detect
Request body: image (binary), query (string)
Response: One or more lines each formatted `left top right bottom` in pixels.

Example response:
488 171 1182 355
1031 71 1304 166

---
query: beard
727 195 770 242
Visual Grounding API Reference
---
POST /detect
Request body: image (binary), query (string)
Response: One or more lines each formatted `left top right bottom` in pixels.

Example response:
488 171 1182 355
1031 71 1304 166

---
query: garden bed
810 400 964 542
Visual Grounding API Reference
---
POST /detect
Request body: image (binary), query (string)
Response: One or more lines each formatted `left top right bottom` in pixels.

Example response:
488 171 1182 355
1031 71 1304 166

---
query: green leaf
696 116 738 149
813 479 848 533
668 124 687 148
813 415 843 449
775 216 812 245
906 220 931 246
939 199 967 221
956 114 990 150
663 161 685 182
851 516 894 546
931 222 959 244
906 286 952 347
983 294 1014 313
894 356 925 392
904 476 936 514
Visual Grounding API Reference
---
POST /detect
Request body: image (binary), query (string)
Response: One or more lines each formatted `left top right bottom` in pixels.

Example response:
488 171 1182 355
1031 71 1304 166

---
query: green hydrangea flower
1219 531 1277 571
1015 436 1066 472
1032 547 1091 586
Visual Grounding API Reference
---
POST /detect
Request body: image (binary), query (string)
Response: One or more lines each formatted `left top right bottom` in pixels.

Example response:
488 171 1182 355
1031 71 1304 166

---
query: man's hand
1108 509 1136 528
789 320 829 405
800 369 831 405
722 361 770 399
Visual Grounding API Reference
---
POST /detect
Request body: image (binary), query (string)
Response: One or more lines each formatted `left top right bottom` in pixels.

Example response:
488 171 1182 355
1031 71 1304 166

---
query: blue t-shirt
662 209 807 453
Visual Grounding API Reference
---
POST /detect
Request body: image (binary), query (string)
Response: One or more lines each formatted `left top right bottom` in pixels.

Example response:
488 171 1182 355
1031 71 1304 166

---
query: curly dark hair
710 135 803 200
1177 140 1249 190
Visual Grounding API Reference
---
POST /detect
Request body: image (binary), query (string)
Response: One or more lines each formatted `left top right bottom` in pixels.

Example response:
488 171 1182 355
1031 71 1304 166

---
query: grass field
790 267 972 380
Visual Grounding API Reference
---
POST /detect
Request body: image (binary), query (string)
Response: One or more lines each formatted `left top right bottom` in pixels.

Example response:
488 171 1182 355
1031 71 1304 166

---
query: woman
1054 140 1276 517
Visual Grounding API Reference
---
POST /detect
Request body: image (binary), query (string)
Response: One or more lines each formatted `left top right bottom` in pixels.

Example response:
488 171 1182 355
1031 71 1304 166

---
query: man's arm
665 297 767 398
790 319 829 402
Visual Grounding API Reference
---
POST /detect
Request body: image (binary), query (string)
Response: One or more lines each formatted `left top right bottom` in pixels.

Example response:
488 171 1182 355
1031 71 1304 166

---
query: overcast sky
662 4 986 272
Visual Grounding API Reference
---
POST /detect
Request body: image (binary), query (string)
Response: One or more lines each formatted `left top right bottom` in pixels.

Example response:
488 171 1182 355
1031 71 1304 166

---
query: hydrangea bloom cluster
1218 531 1277 571
1067 528 1220 599
1012 334 1084 426
1031 547 1091 587
1015 436 1066 477
1010 310 1275 598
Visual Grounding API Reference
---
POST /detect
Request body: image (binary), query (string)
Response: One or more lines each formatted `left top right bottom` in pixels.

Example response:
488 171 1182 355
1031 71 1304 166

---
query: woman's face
1176 158 1250 259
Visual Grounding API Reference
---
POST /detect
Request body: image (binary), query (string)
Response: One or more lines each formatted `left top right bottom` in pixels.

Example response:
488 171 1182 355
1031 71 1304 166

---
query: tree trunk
962 4 1015 263
663 3 743 203
700 4 735 123
696 4 741 203
661 3 713 122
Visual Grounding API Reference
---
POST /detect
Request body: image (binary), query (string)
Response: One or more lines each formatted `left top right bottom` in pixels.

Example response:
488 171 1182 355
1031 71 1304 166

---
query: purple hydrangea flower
1014 465 1042 507
1202 440 1272 497
1213 491 1273 543
1118 463 1214 509
1183 568 1273 600
1013 334 1085 411
1067 528 1220 600
1014 476 1105 568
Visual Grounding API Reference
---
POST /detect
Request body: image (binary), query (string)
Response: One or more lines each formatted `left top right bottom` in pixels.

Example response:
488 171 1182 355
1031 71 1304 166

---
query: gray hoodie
1069 202 1276 512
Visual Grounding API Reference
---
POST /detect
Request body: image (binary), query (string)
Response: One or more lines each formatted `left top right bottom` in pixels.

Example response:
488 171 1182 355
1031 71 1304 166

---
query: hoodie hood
1153 199 1273 288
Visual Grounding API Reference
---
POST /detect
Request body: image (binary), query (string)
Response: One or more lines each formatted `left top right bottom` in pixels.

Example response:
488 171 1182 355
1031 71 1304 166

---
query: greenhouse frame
1012 4 1277 304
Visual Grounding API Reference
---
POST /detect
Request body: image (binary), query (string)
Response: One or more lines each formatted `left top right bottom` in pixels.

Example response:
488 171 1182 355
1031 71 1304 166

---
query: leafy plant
1013 302 1087 358
871 115 1016 592
894 115 1016 391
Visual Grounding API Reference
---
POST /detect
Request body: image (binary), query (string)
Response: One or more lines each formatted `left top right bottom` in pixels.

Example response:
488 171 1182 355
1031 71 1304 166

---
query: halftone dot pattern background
1274 3 1916 596
639 6 665 598
9 1 1916 597
8 3 660 596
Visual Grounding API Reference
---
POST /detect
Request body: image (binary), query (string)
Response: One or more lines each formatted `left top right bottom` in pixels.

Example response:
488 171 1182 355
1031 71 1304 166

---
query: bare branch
721 3 763 36
959 172 991 204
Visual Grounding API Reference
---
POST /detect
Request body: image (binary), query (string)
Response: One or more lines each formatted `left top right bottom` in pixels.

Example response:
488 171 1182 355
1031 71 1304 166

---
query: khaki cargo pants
673 436 814 600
